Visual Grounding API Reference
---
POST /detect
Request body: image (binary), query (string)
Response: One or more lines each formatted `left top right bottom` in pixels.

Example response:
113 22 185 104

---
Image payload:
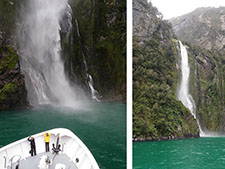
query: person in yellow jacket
44 132 51 152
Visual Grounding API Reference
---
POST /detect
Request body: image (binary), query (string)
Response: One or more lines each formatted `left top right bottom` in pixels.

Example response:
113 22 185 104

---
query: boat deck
0 128 99 169
8 152 78 169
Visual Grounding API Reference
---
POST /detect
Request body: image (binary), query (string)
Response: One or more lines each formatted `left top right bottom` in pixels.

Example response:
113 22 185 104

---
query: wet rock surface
0 45 28 110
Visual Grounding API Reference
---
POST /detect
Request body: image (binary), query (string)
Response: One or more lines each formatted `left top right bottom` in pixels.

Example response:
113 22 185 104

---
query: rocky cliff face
0 45 27 110
133 0 199 140
133 0 162 44
170 7 225 133
185 43 225 133
65 0 126 101
0 0 27 110
170 7 225 51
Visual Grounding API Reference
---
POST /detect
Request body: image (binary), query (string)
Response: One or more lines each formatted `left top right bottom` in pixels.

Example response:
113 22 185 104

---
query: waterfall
178 41 204 136
82 52 101 102
75 19 80 37
18 0 85 108
75 19 100 101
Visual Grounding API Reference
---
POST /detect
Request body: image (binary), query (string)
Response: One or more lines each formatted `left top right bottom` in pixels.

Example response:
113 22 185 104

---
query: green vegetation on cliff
0 82 15 100
68 0 126 100
0 46 18 72
133 0 199 140
170 6 225 133
185 42 225 132
0 45 27 110
0 0 27 110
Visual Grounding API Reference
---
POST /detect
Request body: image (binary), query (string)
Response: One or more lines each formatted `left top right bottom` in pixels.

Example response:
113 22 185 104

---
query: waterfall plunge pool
0 102 126 169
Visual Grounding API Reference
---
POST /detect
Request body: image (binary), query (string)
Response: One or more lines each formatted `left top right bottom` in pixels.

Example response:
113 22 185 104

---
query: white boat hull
0 128 99 169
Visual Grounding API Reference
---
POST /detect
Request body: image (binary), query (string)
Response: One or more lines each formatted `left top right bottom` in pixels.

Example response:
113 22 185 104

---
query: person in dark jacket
27 136 36 156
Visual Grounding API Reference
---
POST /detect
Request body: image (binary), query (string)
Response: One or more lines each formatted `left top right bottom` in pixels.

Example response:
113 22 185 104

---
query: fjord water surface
0 102 126 169
133 138 225 169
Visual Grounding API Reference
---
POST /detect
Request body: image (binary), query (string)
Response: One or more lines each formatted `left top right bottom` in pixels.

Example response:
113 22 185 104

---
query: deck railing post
3 156 6 169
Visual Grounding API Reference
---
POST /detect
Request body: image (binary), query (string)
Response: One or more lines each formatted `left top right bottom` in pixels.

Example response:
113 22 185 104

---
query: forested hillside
133 0 199 140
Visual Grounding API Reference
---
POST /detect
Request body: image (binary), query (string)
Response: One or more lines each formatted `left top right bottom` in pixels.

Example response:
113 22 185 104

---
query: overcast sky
149 0 225 19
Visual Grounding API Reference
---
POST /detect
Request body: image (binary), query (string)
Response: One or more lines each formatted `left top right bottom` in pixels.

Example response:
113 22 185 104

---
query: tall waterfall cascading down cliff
18 0 86 108
178 41 204 136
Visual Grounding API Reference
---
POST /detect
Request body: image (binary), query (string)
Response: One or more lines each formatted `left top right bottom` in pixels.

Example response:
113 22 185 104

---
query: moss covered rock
0 45 27 110
0 46 18 72
0 0 28 110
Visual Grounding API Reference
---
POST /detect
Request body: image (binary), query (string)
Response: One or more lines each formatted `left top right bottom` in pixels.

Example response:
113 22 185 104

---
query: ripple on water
134 137 225 169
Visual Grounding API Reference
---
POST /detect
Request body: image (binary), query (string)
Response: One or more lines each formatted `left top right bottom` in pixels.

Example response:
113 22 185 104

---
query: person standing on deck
27 136 36 156
44 132 51 152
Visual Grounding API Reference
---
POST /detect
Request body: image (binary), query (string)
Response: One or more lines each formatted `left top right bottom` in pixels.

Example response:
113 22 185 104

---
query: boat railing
62 143 66 152
3 156 6 169
9 155 21 169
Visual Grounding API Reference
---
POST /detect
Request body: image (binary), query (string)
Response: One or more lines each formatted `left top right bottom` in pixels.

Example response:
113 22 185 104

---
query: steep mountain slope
186 43 225 132
67 0 126 101
170 7 225 133
133 0 199 140
170 7 225 51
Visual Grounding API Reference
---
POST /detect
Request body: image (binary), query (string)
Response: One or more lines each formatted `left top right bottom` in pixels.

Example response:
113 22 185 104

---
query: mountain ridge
168 6 225 133
170 6 225 51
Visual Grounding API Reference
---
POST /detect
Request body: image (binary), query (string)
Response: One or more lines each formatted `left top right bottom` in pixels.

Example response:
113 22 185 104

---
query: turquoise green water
0 102 126 169
133 137 225 169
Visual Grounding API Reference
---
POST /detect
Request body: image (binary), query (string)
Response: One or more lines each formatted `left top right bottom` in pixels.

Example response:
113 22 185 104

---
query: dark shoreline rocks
133 134 200 142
